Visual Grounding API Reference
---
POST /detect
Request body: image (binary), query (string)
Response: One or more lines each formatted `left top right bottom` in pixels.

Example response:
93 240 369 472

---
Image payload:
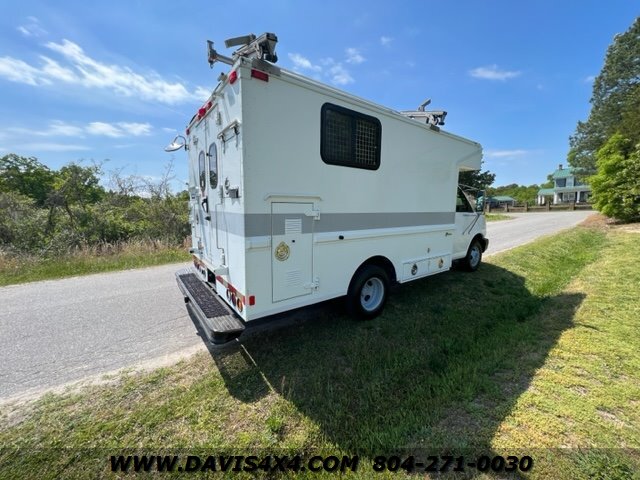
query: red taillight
249 295 255 306
195 101 212 121
229 70 238 84
251 69 269 82
186 127 190 135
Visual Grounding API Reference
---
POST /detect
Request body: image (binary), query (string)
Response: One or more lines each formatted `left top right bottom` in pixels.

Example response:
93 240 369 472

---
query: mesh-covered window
321 103 381 170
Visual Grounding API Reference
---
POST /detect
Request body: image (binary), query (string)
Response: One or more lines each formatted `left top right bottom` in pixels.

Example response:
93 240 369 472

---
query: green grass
0 242 190 286
485 213 513 221
1 225 639 479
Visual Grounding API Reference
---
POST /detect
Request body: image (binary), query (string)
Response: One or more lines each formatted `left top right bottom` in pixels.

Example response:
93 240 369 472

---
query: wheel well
355 256 397 285
472 233 488 252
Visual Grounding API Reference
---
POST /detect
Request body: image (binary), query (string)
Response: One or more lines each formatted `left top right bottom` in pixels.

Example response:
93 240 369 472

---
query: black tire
346 264 390 320
462 238 483 272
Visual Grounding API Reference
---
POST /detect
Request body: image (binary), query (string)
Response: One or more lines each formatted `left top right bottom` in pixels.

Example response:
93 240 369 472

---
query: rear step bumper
175 269 245 344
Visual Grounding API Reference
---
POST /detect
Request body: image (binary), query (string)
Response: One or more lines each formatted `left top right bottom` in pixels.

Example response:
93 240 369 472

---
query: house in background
486 195 517 208
537 164 591 205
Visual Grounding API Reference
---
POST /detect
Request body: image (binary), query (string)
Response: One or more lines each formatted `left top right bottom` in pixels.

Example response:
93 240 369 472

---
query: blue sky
0 1 638 189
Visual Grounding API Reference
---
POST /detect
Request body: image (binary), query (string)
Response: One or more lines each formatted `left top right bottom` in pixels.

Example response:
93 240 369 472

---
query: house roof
537 188 555 195
552 166 584 179
491 195 516 201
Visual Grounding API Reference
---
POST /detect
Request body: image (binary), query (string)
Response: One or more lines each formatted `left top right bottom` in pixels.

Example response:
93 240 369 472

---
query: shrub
590 134 640 222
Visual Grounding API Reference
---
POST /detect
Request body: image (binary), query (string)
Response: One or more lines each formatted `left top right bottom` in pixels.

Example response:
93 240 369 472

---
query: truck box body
173 44 487 342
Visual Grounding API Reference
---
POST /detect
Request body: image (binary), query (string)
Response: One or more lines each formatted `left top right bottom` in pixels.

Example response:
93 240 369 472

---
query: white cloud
16 143 90 152
8 120 152 139
469 65 521 81
287 52 354 86
329 64 354 85
39 56 77 82
288 53 322 72
87 121 152 138
194 86 212 101
0 39 202 105
45 39 194 104
118 122 152 136
485 149 529 158
87 122 123 138
584 75 596 83
46 121 85 137
380 36 393 46
0 57 51 86
17 17 47 37
345 48 365 64
8 121 83 137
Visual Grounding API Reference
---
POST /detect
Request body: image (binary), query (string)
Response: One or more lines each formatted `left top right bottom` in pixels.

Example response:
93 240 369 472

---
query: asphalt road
486 210 593 255
0 210 594 402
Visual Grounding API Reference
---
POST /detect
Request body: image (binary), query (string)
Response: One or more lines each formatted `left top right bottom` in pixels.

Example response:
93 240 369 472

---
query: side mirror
476 191 486 213
164 134 187 152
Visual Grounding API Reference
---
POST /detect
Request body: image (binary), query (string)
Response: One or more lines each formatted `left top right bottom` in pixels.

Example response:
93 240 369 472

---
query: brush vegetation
0 239 190 286
0 154 191 285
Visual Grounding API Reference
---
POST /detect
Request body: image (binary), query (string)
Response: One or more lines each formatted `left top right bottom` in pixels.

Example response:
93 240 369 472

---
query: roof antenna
400 98 447 126
207 32 279 68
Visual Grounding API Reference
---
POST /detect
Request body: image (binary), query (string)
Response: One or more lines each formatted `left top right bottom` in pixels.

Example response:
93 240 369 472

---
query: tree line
569 16 640 221
0 154 189 256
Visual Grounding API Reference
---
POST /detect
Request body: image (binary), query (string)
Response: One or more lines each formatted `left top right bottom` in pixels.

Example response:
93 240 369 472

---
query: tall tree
568 17 640 174
458 166 496 190
589 134 640 222
0 154 56 206
46 162 104 230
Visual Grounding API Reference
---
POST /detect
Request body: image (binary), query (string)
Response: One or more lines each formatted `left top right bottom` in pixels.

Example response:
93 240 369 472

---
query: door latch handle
445 232 453 236
201 197 209 213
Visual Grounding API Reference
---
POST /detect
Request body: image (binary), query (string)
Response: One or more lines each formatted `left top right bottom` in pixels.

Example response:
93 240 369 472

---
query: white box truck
165 33 488 344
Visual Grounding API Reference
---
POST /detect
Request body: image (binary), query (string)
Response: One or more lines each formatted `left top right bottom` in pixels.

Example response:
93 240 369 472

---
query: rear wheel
462 238 483 271
346 264 389 319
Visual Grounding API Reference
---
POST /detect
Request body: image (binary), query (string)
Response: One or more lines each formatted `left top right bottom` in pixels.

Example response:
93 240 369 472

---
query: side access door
271 203 315 302
191 130 214 262
204 109 225 268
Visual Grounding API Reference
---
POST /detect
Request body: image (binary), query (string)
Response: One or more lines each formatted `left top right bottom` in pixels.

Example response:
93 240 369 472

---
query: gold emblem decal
275 241 290 261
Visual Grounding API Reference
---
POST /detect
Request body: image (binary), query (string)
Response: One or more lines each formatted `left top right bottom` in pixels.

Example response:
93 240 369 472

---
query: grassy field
485 213 513 221
1 222 639 478
0 240 190 287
